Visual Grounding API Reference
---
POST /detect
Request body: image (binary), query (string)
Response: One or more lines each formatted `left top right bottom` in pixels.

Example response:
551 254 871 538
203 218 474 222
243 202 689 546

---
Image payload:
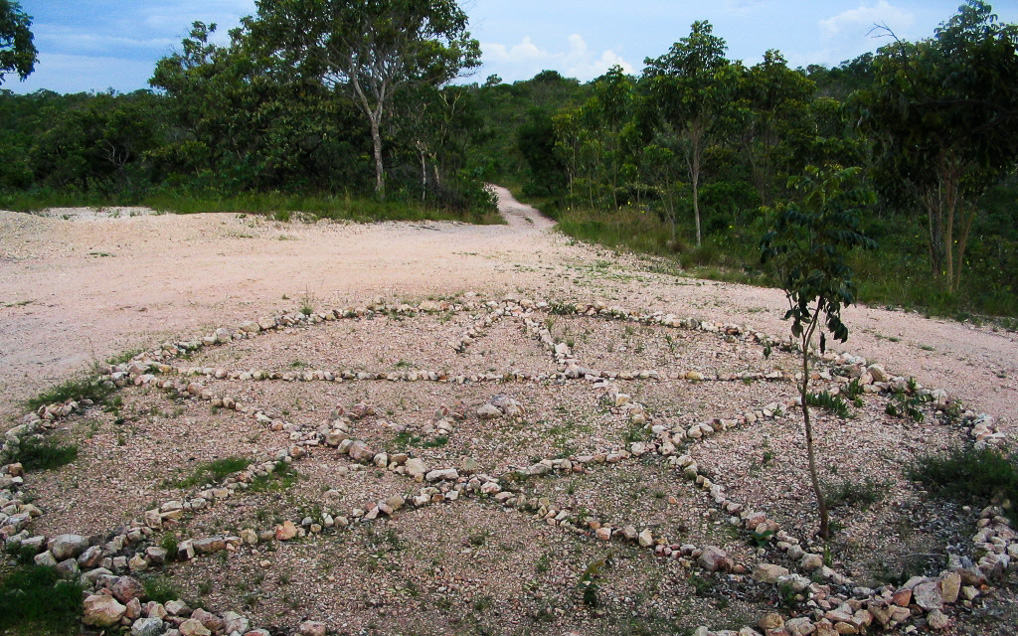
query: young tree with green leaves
0 0 36 85
644 20 735 247
761 164 875 539
248 0 481 197
860 1 1018 291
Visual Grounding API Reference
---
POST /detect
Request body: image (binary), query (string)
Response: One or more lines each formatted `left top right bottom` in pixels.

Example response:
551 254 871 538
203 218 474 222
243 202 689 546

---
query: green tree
860 1 1018 291
248 0 481 197
644 20 734 246
0 0 37 85
761 164 875 539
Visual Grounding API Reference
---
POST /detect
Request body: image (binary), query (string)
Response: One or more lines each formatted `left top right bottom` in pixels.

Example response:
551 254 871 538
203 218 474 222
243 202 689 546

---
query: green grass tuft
13 437 78 471
169 456 252 489
25 376 114 412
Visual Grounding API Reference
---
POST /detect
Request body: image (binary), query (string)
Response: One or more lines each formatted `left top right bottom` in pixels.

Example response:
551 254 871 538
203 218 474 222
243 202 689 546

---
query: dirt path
1 189 1015 436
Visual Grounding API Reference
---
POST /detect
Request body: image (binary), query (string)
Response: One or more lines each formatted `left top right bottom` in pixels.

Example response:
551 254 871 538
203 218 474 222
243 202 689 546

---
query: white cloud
481 33 634 82
820 1 914 39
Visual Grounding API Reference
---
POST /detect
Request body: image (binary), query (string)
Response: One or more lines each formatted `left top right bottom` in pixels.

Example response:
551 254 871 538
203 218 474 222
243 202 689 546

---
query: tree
860 1 1018 291
249 0 481 197
0 0 37 85
761 164 875 539
644 20 734 246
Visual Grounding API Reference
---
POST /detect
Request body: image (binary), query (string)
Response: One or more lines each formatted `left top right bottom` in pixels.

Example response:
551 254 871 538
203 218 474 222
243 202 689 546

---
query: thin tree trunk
801 304 830 539
370 117 385 197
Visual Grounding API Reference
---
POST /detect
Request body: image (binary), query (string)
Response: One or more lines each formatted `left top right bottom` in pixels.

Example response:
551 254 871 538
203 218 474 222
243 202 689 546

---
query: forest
1 0 1016 319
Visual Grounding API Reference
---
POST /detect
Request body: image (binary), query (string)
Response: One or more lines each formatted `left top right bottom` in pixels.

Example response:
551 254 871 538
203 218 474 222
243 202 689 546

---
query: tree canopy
0 0 37 85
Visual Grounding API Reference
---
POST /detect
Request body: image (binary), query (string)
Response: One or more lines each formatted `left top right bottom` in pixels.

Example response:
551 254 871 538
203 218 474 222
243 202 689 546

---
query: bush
908 447 1018 524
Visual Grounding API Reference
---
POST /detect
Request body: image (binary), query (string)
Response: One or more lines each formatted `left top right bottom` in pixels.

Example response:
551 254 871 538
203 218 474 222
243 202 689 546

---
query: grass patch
24 375 114 412
908 447 1018 525
0 565 83 635
249 461 300 492
12 437 78 471
824 476 887 511
168 456 252 489
142 574 182 604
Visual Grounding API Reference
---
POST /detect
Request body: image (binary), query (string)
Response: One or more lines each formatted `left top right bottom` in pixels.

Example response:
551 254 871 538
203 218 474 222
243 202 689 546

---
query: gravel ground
2 188 1017 635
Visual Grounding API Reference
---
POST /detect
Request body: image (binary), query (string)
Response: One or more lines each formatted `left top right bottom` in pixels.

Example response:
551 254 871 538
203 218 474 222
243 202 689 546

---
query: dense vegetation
0 0 1016 318
475 2 1018 320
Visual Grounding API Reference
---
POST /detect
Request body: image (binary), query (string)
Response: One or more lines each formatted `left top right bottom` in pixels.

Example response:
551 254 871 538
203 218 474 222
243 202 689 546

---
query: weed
142 575 181 604
0 566 83 635
468 530 490 547
168 456 252 489
535 553 551 574
11 437 78 471
25 375 114 411
824 477 888 511
885 378 931 422
249 461 299 492
159 534 179 560
805 391 850 418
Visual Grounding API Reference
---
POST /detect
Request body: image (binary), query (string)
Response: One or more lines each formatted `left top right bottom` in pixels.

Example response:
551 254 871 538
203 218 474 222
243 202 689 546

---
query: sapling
761 164 875 538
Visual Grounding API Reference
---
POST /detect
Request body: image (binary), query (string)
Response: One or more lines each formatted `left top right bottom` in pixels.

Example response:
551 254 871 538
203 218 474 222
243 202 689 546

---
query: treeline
469 2 1018 318
0 1 496 220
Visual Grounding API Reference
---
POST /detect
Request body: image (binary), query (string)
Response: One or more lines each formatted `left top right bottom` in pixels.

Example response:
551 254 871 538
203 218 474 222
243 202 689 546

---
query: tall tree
860 1 1018 291
249 0 481 197
0 0 37 85
644 20 734 246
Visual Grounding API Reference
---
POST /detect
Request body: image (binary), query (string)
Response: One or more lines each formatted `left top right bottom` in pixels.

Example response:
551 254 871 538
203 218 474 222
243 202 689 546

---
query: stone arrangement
1 296 1013 635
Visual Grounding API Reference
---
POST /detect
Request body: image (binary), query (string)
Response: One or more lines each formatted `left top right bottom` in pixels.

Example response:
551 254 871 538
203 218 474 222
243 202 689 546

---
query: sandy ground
1 186 1015 435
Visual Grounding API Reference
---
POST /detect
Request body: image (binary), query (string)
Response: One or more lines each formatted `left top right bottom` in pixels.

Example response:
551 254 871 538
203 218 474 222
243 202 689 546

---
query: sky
8 0 1018 94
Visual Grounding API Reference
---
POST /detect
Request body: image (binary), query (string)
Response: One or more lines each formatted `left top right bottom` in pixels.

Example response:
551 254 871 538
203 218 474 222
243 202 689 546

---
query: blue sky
9 1 1018 94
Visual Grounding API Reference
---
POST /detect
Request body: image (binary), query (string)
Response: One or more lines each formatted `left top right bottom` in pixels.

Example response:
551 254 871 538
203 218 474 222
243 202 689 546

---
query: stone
926 609 950 630
112 575 145 603
347 440 374 463
405 458 429 480
595 527 612 541
759 613 785 631
425 468 459 482
131 617 164 636
698 546 731 572
753 563 790 584
800 553 824 571
179 618 212 636
49 533 89 560
638 529 654 548
165 599 191 616
476 404 502 419
55 557 79 579
939 571 961 604
191 608 225 632
82 594 127 627
33 550 57 567
785 617 817 635
913 580 944 611
299 621 328 636
275 520 298 541
222 610 250 634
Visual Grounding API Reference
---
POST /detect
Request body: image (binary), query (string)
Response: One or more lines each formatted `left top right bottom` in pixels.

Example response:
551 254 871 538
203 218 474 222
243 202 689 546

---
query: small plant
299 287 316 316
142 575 181 604
169 456 252 489
249 461 299 492
805 391 850 418
885 378 931 422
467 530 489 547
824 476 887 510
12 437 78 471
578 557 607 608
25 375 114 411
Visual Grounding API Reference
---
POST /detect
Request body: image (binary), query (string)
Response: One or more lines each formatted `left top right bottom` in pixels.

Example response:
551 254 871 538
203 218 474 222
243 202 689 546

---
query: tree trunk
370 116 385 197
801 306 830 539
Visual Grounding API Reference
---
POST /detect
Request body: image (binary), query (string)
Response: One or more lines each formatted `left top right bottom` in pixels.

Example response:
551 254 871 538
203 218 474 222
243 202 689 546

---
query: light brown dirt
2 186 1014 436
